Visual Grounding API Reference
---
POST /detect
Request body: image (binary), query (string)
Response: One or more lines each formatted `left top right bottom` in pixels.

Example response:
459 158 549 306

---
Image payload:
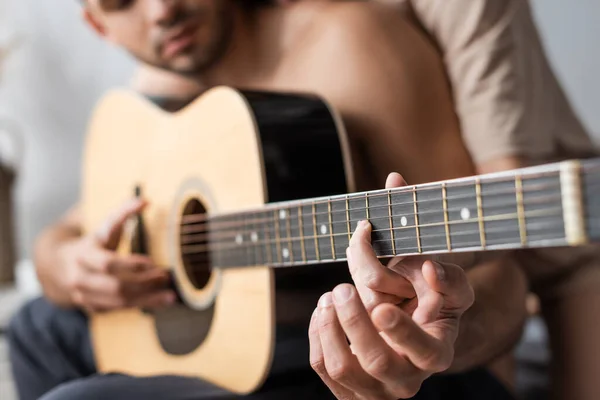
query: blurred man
9 1 540 399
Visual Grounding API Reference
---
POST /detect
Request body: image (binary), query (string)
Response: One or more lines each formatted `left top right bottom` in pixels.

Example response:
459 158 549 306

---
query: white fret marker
251 232 258 242
279 210 287 220
460 208 470 221
235 234 243 244
320 224 328 235
400 216 408 227
282 248 290 259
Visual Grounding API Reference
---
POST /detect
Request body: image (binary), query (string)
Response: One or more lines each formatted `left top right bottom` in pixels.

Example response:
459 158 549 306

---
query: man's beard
137 4 235 76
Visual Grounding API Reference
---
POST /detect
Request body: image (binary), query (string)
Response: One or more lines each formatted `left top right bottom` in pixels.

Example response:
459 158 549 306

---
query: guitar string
178 196 562 242
182 219 565 263
178 180 563 226
172 184 565 237
178 207 564 257
183 226 566 269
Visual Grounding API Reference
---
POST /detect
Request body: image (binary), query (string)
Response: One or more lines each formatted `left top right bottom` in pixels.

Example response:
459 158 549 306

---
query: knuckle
339 308 363 330
364 351 393 377
363 271 385 291
310 357 326 376
327 361 353 382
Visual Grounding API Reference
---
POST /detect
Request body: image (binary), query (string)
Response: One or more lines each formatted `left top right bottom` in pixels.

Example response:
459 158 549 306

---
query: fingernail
319 293 333 308
433 261 446 281
311 308 318 321
333 285 353 304
378 308 398 329
355 220 370 232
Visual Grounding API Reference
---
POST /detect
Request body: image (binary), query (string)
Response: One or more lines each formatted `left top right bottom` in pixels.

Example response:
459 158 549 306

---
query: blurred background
0 0 598 399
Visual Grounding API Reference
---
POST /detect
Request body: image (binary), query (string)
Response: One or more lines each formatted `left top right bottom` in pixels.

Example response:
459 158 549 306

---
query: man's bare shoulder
275 1 437 98
284 1 408 48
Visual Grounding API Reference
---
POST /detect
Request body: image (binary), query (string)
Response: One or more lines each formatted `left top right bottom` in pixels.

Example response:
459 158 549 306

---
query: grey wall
531 0 600 136
0 1 134 258
0 0 599 260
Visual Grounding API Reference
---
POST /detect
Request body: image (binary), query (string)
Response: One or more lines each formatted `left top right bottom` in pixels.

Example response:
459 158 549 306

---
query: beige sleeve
408 0 600 299
410 0 595 165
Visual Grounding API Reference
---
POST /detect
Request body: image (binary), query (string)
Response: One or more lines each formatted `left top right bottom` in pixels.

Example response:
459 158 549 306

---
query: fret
298 205 307 262
284 208 294 263
481 178 519 247
315 201 334 260
442 183 451 251
446 182 481 249
263 212 273 265
288 206 304 263
387 190 396 255
515 175 527 245
413 187 422 253
416 186 447 252
254 212 264 266
348 194 367 233
365 193 370 220
300 204 318 262
251 212 263 265
367 192 394 256
243 213 256 266
345 195 351 242
475 179 486 248
312 202 320 261
390 189 419 254
524 172 566 244
331 198 349 259
273 210 282 264
328 199 336 260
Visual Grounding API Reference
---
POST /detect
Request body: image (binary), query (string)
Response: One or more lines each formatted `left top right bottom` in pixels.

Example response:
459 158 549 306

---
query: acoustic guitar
83 86 599 394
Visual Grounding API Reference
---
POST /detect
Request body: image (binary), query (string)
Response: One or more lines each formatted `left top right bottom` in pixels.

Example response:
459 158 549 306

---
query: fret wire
274 210 282 264
515 175 527 245
475 178 486 248
387 189 396 255
188 208 564 254
328 198 336 260
312 201 320 261
442 183 451 251
285 208 294 262
345 195 351 242
298 205 306 262
365 193 370 220
413 187 422 253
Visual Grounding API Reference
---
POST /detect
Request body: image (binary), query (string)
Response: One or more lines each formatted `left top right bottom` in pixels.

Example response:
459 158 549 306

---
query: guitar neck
181 158 600 269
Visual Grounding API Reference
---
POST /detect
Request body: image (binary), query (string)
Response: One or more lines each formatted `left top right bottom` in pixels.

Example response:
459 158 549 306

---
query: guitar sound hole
180 198 212 289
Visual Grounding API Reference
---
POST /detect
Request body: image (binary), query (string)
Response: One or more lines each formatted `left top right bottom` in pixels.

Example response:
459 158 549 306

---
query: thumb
95 198 147 250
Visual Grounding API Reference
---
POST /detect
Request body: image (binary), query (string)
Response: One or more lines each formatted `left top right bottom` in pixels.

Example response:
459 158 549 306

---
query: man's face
85 0 235 74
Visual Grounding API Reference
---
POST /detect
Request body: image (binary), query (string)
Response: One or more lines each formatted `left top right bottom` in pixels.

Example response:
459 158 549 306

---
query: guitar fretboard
179 159 600 269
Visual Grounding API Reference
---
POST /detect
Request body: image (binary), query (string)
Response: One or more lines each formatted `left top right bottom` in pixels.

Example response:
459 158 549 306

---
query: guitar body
83 87 354 393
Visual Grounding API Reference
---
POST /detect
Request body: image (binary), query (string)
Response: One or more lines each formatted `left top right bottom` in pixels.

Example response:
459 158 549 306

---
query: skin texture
34 1 529 398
